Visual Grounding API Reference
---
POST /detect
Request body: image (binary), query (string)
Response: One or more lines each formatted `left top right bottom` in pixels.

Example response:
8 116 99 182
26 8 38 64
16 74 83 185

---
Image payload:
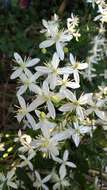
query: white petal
63 150 69 161
78 63 88 70
74 70 80 83
42 184 49 190
56 42 64 60
47 100 56 119
95 110 106 120
79 126 91 134
49 74 57 90
76 106 84 120
39 40 54 48
52 156 62 163
79 93 90 105
43 80 49 92
17 85 27 95
35 66 50 74
17 95 26 108
10 68 22 79
53 183 60 190
14 52 23 64
35 171 41 181
58 67 73 75
70 53 75 65
67 82 80 89
59 165 66 180
51 52 60 69
28 97 45 111
42 174 51 183
72 133 80 147
26 113 37 129
27 58 40 67
59 103 72 112
66 161 76 168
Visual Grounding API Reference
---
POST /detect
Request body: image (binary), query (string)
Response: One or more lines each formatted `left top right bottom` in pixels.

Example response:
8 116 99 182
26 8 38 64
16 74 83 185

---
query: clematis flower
18 154 34 170
35 53 73 90
10 52 40 79
29 81 61 119
53 150 76 176
71 122 91 147
16 95 37 129
17 69 40 95
52 168 70 190
33 171 51 190
68 53 88 83
57 74 80 97
35 110 56 131
39 20 72 60
59 90 91 120
86 96 107 120
0 170 17 189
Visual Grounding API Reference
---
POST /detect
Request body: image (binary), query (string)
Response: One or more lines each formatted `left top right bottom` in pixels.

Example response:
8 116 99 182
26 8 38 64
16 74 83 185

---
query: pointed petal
42 174 51 183
39 40 54 48
17 95 26 108
27 58 40 67
35 66 50 74
72 133 80 147
59 103 72 112
63 150 69 161
70 53 75 65
51 52 60 69
14 52 23 64
10 68 22 79
74 70 80 83
17 85 27 95
26 113 36 129
66 161 76 168
59 164 66 180
47 100 56 119
56 42 64 60
78 63 88 70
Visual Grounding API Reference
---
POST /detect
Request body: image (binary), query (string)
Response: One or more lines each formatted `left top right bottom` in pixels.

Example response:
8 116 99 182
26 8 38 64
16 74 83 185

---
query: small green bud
7 147 13 153
41 48 47 54
3 153 8 158
64 47 69 53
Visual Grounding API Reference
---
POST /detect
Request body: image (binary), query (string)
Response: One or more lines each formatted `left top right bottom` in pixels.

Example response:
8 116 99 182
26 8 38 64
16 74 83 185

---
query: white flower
34 171 51 190
14 130 32 146
71 122 91 147
39 21 72 60
52 168 69 190
16 95 37 129
95 6 107 23
57 74 80 96
29 81 60 119
35 110 56 131
68 53 88 83
67 13 80 41
10 52 40 79
86 97 107 120
35 53 73 90
31 126 67 158
17 69 40 95
0 170 17 189
59 90 91 120
40 14 59 37
53 150 76 176
18 154 34 170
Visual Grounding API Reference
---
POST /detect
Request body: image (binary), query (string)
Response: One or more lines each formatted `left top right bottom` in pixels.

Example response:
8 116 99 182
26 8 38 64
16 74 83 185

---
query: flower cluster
0 9 107 190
